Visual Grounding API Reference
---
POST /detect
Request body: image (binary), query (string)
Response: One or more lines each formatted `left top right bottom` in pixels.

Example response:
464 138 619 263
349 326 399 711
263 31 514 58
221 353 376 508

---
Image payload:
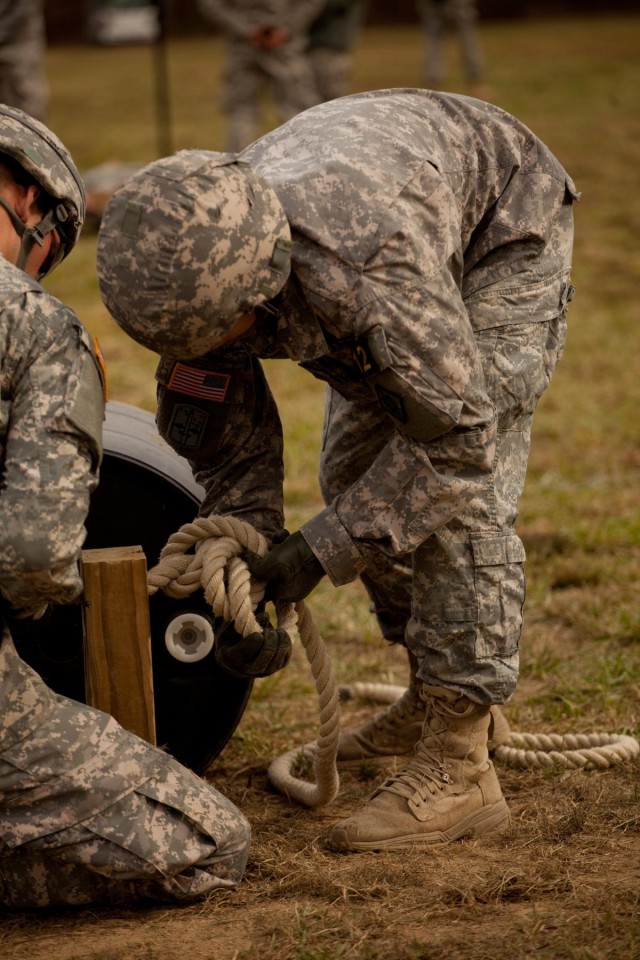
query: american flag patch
168 363 231 402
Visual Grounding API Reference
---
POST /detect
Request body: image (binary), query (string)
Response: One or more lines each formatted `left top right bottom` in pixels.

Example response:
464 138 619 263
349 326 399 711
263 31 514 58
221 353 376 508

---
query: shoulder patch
168 362 231 402
167 403 209 451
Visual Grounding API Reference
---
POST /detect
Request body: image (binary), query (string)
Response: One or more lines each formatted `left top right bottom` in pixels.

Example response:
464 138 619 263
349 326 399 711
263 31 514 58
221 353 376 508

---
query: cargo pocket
471 535 526 661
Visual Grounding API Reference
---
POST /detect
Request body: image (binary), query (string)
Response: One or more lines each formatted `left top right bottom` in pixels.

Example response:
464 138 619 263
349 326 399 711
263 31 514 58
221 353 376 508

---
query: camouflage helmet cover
96 150 292 358
0 104 86 264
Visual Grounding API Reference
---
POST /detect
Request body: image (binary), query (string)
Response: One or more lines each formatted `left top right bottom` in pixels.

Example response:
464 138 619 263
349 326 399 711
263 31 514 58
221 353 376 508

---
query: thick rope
148 516 638 791
338 683 640 771
267 601 340 806
147 515 341 806
493 731 639 770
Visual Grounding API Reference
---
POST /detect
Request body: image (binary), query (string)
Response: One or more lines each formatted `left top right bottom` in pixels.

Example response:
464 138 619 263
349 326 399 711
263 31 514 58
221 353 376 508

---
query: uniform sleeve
155 350 285 541
300 173 498 585
0 302 104 611
302 414 496 586
301 295 497 583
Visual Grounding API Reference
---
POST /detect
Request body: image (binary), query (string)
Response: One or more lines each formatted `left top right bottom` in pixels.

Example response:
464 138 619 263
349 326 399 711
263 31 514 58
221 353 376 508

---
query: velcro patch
375 384 407 423
168 363 231 402
352 340 378 377
351 326 392 379
167 404 209 450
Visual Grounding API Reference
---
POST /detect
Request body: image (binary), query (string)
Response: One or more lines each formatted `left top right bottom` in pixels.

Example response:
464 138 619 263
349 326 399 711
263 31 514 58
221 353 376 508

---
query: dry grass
2 12 640 960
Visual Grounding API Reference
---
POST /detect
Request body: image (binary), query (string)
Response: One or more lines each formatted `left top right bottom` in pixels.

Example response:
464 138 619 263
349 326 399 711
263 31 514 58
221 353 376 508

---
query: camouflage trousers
0 28 48 122
418 0 484 85
319 301 570 705
221 37 319 151
0 636 250 908
308 47 353 103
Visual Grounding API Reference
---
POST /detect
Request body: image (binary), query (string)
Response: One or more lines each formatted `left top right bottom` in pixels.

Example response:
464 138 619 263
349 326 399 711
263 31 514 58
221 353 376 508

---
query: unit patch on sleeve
167 403 209 451
168 362 231 402
351 326 392 379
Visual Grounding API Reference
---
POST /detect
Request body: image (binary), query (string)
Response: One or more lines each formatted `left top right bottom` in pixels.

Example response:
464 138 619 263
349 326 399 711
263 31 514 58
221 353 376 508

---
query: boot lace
375 694 470 800
369 687 424 734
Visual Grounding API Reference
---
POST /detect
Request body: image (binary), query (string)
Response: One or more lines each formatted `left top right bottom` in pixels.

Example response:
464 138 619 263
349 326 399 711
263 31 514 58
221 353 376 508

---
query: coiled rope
146 515 341 806
147 517 639 806
493 731 639 770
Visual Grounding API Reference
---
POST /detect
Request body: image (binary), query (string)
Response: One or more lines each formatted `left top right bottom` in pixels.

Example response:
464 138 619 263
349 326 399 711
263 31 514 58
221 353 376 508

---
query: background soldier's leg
267 40 320 124
419 0 446 87
222 43 262 152
308 48 352 104
450 0 485 84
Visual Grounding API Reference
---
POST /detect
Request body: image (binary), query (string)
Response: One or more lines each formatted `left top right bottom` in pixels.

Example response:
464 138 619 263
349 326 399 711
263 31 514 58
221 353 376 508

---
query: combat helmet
0 104 86 277
96 150 292 358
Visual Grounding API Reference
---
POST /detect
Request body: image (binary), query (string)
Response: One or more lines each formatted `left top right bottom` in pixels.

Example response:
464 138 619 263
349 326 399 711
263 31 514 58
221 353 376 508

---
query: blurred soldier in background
97 89 577 853
197 0 325 151
0 106 250 908
0 0 49 120
307 0 367 103
416 0 487 96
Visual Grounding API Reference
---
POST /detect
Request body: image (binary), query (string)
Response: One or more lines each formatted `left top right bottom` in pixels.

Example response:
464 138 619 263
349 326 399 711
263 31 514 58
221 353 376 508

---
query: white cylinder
164 612 215 663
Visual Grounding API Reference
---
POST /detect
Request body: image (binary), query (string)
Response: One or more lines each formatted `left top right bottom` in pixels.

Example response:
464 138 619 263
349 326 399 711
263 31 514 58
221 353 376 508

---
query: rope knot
147 514 295 636
147 514 341 807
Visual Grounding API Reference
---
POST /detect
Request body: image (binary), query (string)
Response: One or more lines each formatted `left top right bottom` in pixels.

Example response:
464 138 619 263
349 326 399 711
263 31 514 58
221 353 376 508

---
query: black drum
9 401 253 773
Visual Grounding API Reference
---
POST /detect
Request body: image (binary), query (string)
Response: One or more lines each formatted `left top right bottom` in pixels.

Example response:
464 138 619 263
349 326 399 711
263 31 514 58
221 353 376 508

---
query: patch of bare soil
2 637 639 960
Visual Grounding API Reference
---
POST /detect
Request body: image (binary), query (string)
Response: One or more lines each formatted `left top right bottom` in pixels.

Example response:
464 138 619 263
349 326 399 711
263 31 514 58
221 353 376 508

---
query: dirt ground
2 629 638 960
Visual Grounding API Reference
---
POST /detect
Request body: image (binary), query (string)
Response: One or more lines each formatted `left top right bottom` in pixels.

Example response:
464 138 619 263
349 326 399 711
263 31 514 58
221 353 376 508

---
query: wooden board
81 545 156 744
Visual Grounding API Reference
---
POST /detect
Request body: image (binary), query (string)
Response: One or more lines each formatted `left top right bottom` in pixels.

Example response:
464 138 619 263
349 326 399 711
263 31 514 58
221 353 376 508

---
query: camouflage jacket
156 90 577 585
0 0 43 46
196 0 327 39
0 259 104 614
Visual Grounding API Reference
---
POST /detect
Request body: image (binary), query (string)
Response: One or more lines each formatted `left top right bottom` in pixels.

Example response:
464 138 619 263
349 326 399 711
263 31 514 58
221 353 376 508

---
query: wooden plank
81 545 156 744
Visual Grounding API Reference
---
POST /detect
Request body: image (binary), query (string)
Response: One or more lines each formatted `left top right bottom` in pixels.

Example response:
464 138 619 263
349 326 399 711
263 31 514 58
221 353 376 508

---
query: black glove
246 531 325 603
214 612 292 679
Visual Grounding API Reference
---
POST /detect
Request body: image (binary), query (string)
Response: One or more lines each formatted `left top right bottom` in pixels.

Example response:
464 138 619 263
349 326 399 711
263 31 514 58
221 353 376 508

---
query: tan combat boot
336 651 425 763
337 650 511 763
329 684 510 851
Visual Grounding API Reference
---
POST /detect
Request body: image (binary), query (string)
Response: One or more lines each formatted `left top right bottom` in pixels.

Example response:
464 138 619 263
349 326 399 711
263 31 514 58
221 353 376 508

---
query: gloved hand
214 612 292 679
246 531 325 603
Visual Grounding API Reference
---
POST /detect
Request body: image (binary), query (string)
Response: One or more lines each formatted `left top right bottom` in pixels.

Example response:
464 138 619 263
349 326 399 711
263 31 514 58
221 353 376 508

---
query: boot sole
330 799 511 852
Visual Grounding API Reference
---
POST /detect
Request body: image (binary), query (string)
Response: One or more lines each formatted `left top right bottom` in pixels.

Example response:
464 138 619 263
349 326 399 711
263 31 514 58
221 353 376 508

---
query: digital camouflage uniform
416 0 485 88
0 0 48 121
0 113 250 907
197 0 325 151
97 90 577 710
307 0 367 103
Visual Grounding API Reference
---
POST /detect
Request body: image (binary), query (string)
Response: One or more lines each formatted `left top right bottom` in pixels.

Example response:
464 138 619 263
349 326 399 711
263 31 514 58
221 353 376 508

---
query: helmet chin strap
0 195 69 276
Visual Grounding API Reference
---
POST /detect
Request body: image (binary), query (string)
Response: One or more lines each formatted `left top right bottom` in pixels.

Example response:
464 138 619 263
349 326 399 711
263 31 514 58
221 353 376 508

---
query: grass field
2 12 640 960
